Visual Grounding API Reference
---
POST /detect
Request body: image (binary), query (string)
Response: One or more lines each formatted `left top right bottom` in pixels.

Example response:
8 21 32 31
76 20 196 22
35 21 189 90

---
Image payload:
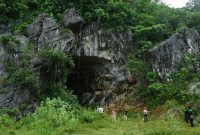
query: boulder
62 8 84 33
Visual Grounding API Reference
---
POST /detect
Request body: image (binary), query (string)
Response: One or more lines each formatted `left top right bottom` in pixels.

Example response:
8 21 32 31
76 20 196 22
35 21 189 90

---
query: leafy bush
38 0 68 19
146 81 190 108
0 114 14 129
39 49 74 85
11 18 33 34
20 98 78 134
0 108 20 117
79 109 100 123
0 35 20 53
39 49 75 99
46 83 80 110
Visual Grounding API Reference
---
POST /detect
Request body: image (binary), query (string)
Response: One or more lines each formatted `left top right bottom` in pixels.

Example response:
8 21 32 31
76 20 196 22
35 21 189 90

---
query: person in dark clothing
124 108 128 120
184 106 189 123
188 106 194 127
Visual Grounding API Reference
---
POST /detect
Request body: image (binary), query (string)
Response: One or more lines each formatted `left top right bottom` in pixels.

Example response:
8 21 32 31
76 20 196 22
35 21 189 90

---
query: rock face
148 29 200 81
62 8 84 33
78 22 131 63
27 13 132 105
27 14 75 52
0 86 31 108
4 8 200 109
67 22 132 105
0 8 132 108
0 24 9 78
0 25 32 108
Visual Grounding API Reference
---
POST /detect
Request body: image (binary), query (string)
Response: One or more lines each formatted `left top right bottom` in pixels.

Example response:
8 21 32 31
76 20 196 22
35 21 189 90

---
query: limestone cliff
148 29 200 81
0 24 32 108
27 9 132 106
0 8 132 108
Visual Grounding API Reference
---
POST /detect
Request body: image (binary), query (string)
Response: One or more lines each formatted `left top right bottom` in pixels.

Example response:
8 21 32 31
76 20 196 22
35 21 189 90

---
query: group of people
184 106 194 127
97 105 195 127
97 106 145 122
109 107 128 122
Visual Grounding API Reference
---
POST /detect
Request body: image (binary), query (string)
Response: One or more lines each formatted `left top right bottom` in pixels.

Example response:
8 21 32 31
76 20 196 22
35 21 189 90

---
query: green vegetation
142 51 200 109
1 100 200 135
39 49 74 99
20 98 79 134
1 35 20 53
1 0 200 134
1 40 40 98
0 35 75 101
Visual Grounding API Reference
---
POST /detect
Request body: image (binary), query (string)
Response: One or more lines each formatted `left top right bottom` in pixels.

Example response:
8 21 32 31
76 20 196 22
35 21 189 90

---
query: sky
164 0 189 8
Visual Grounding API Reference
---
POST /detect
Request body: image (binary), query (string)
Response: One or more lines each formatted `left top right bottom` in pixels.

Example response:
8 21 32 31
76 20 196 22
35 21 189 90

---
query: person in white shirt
123 107 128 120
97 106 104 114
143 107 148 122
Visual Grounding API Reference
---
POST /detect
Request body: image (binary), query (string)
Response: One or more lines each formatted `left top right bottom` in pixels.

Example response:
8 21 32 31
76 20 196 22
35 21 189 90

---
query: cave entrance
67 56 105 102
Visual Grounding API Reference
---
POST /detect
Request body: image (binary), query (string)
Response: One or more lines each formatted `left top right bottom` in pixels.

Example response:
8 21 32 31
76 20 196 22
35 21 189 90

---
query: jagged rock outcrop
78 22 132 63
0 25 33 108
0 8 132 108
148 29 200 81
27 14 75 52
62 8 84 33
69 22 132 105
26 9 132 105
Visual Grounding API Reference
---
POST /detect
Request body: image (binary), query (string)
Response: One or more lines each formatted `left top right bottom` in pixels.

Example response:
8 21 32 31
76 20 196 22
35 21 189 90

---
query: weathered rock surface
27 11 132 105
0 26 32 108
189 82 200 94
0 24 9 78
0 8 132 108
0 86 31 108
62 8 84 33
148 29 200 81
66 21 132 105
27 14 75 52
78 22 132 63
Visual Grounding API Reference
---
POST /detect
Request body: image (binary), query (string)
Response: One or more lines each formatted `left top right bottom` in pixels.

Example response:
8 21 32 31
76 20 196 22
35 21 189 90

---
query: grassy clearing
1 112 200 135
65 113 200 135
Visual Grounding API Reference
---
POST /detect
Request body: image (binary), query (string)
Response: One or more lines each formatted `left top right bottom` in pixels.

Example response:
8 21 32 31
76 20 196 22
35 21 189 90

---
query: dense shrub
79 109 100 123
0 114 14 129
20 98 78 134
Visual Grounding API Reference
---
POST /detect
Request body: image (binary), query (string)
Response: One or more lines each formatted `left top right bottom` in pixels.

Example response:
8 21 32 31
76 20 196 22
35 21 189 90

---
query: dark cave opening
66 56 105 102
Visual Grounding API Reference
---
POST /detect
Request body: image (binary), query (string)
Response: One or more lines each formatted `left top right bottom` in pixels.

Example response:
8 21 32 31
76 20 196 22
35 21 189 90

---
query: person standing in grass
143 107 148 122
184 106 189 123
188 106 194 127
97 105 104 114
123 107 128 120
111 108 117 122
